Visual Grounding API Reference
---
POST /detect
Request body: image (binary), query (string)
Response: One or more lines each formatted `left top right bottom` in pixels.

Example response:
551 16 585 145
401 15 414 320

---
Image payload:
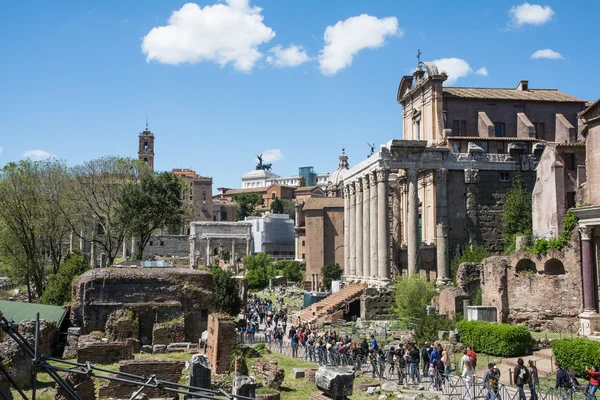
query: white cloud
509 3 554 26
475 67 488 76
261 149 282 162
531 48 563 59
23 150 54 161
266 45 310 68
318 14 401 75
433 58 473 85
141 0 275 72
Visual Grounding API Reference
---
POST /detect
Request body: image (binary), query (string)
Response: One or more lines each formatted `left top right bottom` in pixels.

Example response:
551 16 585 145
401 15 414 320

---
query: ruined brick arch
544 258 566 275
515 258 537 274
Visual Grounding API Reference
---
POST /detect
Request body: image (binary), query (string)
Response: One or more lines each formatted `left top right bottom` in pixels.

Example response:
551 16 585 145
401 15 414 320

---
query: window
452 142 461 153
160 240 165 246
500 172 510 182
272 193 276 200
203 191 206 201
497 143 505 154
453 120 467 136
301 253 305 259
481 141 489 153
567 192 576 209
494 123 505 137
534 122 545 139
143 142 149 151
302 240 305 247
565 154 576 170
149 241 153 246
413 120 421 140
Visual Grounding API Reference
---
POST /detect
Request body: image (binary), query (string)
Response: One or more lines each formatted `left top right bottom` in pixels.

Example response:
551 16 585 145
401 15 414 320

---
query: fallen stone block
315 367 354 399
189 354 211 391
232 375 256 398
367 386 381 395
291 368 305 379
141 345 153 353
153 344 167 354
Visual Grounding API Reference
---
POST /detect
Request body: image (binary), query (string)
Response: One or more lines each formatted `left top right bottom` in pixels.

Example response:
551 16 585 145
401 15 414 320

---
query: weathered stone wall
71 268 214 343
206 314 236 375
152 317 185 345
435 287 470 318
252 358 284 389
105 309 138 342
481 234 582 330
360 288 394 320
18 319 57 357
55 372 95 400
144 235 189 258
76 340 134 364
98 360 185 399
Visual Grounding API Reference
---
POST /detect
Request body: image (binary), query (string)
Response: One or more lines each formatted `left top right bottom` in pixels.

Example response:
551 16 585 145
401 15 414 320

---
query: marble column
122 240 127 259
377 169 390 281
69 231 74 253
349 183 357 278
79 230 84 252
232 239 236 265
362 175 371 281
189 238 196 267
369 171 378 279
344 186 351 278
581 226 597 311
406 168 420 276
246 237 251 256
355 179 364 280
131 237 136 259
435 168 450 285
206 238 211 267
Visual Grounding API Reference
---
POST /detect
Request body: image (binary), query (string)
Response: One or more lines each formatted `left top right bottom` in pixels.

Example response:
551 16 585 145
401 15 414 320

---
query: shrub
393 275 436 320
552 338 600 377
456 320 531 356
321 263 343 291
40 250 91 306
530 211 578 255
212 266 242 316
414 312 455 344
502 173 532 252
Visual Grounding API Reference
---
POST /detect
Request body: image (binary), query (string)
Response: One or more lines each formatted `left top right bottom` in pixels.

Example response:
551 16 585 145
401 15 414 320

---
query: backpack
518 366 529 383
489 370 499 390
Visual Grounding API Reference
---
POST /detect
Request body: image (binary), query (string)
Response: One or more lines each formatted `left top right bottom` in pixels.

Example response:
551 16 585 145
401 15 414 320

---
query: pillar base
579 310 600 337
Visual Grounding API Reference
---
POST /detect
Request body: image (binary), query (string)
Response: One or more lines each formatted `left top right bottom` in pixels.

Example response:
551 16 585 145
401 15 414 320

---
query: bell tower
138 119 155 171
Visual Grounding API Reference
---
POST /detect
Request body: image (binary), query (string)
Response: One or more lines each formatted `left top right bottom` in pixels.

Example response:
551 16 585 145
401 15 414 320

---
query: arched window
143 142 149 151
515 259 536 274
143 157 148 164
272 193 276 200
544 259 566 275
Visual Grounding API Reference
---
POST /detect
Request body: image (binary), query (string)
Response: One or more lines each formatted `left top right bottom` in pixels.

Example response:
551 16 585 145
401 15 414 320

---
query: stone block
232 375 256 399
252 358 285 389
141 345 153 353
304 368 318 383
189 354 211 392
315 367 354 399
291 368 305 379
153 344 167 353
55 372 95 400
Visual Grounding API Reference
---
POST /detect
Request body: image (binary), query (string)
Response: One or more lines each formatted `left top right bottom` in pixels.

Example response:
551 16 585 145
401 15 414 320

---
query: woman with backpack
514 358 530 400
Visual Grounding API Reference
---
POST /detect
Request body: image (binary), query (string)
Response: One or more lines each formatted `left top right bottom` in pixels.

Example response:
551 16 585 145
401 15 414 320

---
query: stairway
297 284 366 324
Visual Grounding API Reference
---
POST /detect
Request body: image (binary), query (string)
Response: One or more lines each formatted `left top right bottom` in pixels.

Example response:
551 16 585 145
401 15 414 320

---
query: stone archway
544 258 566 275
515 259 537 274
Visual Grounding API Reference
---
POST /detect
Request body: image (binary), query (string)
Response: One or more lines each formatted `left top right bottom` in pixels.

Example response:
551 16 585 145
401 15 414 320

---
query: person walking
586 365 600 400
410 345 421 383
422 342 432 377
461 349 474 399
528 360 539 400
555 362 570 400
514 358 530 400
483 362 500 400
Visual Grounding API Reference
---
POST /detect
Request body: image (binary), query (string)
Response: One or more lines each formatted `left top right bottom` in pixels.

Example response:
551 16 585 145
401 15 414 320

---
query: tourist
441 345 451 379
430 343 441 368
409 344 421 383
514 358 530 400
306 336 316 363
422 341 432 376
466 346 478 373
483 362 500 400
265 325 273 344
370 335 379 352
529 360 539 400
436 359 446 387
555 362 570 400
461 349 474 399
586 365 600 399
428 363 437 389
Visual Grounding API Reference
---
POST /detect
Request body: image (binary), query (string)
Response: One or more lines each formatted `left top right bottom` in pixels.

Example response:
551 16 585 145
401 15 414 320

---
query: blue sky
1 0 598 191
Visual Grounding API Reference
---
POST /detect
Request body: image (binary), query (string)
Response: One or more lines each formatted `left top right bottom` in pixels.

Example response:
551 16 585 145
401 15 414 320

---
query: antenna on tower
145 111 149 130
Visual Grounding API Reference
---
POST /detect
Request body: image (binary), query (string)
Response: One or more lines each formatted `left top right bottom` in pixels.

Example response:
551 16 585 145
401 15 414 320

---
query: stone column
349 182 357 278
131 237 136 259
189 237 196 267
206 238 211 267
69 231 74 253
581 226 597 311
232 239 236 265
122 240 127 259
369 171 378 279
362 175 371 281
344 186 351 278
406 168 420 276
246 236 251 256
377 169 390 282
355 179 364 280
435 168 450 285
79 230 84 252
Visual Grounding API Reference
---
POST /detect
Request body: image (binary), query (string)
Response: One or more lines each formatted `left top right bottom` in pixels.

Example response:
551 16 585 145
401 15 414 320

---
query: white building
245 214 295 260
241 167 330 190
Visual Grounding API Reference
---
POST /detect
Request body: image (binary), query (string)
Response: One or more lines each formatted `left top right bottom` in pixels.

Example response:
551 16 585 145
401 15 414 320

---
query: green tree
393 275 436 320
243 252 275 289
116 171 184 260
234 192 264 221
220 247 231 264
502 173 532 252
274 260 305 282
281 199 296 221
321 263 343 291
414 312 455 344
270 198 283 214
40 250 91 306
212 266 242 316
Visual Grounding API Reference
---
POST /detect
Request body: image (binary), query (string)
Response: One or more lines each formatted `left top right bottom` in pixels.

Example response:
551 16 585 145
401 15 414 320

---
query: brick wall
76 341 133 364
206 314 236 375
152 319 185 345
98 360 186 399
144 235 189 258
55 372 95 400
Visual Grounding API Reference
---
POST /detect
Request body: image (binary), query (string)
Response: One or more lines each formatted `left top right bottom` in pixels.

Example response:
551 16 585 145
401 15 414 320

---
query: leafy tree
281 199 296 221
234 192 263 221
321 263 343 291
274 260 305 282
414 312 455 344
116 171 184 260
243 252 275 289
63 156 141 266
502 173 532 253
212 266 242 316
393 275 436 320
40 250 90 306
220 247 231 264
270 198 283 214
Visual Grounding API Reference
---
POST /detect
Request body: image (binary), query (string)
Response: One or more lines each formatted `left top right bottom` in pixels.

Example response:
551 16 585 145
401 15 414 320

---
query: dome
328 167 349 187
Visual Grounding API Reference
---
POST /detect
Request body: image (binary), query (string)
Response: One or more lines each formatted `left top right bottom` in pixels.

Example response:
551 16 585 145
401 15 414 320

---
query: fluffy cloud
433 58 473 85
261 149 282 162
319 14 401 75
23 150 54 160
141 1 275 72
531 48 563 59
509 3 554 26
266 45 310 68
475 67 488 76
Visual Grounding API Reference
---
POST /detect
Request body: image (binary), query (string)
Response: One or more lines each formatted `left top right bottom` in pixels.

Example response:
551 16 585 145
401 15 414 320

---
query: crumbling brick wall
18 319 57 357
252 359 284 389
206 314 236 374
55 372 95 400
98 360 185 399
76 340 133 364
152 317 185 345
105 309 138 342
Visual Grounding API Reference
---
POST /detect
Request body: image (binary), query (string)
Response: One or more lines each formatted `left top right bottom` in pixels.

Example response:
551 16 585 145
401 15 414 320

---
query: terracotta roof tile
443 87 584 103
303 197 344 211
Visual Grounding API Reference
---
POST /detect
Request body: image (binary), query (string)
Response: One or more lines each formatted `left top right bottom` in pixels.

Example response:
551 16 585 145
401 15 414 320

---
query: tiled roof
443 87 584 103
303 197 344 210
295 185 320 192
0 300 67 326
222 187 268 195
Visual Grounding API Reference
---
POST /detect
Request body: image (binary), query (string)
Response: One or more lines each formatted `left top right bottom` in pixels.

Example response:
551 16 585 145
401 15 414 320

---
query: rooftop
0 300 68 326
303 197 344 211
442 87 585 103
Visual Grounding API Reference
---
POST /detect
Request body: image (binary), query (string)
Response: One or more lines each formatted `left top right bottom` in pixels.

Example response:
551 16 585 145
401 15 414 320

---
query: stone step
533 348 554 360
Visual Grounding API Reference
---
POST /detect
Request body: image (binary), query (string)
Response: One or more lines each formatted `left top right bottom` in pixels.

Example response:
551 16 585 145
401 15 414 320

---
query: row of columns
344 167 449 285
189 236 251 267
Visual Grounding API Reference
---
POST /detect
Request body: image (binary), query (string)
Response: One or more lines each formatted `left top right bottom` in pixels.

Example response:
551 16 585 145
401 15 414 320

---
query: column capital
362 174 370 185
580 225 592 241
344 185 351 198
376 169 389 182
406 168 418 181
355 179 363 192
349 182 356 195
435 168 448 182
370 170 378 186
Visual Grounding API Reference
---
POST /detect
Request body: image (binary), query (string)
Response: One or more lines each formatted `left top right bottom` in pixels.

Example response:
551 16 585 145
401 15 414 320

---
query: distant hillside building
172 169 214 233
246 214 295 260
